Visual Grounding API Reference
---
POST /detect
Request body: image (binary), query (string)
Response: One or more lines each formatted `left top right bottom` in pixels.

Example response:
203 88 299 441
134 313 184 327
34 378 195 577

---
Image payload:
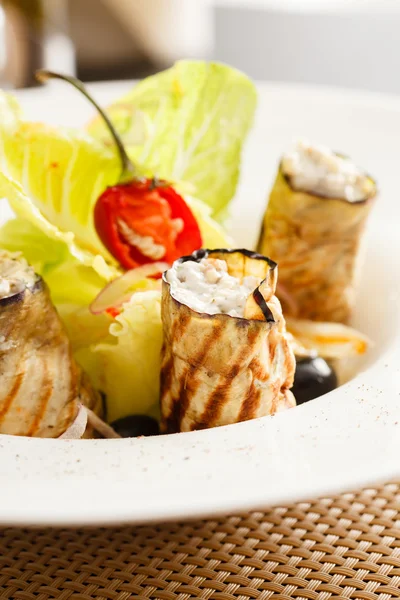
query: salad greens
0 173 118 282
0 61 256 421
87 60 257 219
0 123 121 261
88 291 163 422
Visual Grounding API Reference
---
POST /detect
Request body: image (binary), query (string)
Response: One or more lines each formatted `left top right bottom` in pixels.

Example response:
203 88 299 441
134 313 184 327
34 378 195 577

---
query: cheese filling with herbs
166 257 260 317
281 139 374 202
0 252 37 299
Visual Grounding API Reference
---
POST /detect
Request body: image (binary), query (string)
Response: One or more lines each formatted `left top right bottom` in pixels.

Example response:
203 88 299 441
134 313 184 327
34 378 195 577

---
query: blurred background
1 0 400 93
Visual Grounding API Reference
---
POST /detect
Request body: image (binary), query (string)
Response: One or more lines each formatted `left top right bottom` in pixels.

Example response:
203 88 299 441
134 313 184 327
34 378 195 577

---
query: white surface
1 80 400 526
214 5 400 94
216 0 400 13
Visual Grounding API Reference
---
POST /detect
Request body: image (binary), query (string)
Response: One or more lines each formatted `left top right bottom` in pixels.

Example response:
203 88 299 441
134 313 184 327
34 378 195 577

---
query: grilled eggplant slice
160 249 296 433
0 251 102 437
257 143 377 323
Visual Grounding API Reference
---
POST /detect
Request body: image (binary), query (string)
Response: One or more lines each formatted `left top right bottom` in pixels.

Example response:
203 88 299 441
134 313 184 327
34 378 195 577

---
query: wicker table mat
0 482 399 600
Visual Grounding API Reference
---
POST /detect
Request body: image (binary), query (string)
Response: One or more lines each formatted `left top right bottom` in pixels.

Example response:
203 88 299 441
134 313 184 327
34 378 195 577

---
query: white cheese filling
166 257 260 317
117 219 166 260
281 139 374 202
117 217 184 261
0 252 37 299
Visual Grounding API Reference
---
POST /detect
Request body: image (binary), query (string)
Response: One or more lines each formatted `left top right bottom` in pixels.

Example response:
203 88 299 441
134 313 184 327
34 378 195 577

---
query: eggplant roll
160 249 296 433
0 251 101 437
257 140 377 323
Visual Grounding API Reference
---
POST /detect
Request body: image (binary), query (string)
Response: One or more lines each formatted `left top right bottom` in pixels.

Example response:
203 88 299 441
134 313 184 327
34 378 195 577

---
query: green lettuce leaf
87 60 257 217
53 291 163 422
0 172 119 282
88 291 163 421
0 213 68 273
0 216 117 312
0 118 121 260
185 195 233 249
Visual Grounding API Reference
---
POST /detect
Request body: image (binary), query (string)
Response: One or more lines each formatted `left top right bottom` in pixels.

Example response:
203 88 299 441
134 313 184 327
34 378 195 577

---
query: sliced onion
286 317 371 360
86 408 121 439
59 403 88 439
58 404 121 440
285 330 316 359
90 262 169 315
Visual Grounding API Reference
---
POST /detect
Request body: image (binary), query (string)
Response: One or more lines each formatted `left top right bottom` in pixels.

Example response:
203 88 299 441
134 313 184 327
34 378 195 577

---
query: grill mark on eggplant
163 307 190 347
160 354 174 397
0 288 32 427
162 358 182 434
238 381 261 422
269 334 278 365
270 381 281 414
164 323 224 432
173 326 224 431
282 336 296 389
68 349 79 405
190 322 223 368
220 345 264 425
248 357 270 382
0 372 24 425
192 385 228 431
247 326 260 344
165 389 182 434
27 359 53 436
194 333 258 430
173 310 190 341
163 363 184 434
166 365 197 433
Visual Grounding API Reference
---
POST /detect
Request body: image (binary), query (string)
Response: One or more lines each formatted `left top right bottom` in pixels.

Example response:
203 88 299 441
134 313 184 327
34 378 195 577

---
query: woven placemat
0 482 399 600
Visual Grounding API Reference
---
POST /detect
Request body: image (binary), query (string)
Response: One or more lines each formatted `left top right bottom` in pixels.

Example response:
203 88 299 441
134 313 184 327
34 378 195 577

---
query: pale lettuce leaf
77 291 164 422
87 60 257 217
0 214 68 273
0 172 119 282
185 195 233 249
0 119 121 260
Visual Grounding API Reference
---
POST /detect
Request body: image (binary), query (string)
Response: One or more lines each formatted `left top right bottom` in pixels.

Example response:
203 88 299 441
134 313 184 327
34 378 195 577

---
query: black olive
293 357 337 405
111 415 160 438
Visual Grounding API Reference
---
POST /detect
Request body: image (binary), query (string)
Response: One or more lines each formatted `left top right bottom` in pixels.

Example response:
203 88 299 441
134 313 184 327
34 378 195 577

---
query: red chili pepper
36 70 203 270
94 179 202 269
105 306 121 319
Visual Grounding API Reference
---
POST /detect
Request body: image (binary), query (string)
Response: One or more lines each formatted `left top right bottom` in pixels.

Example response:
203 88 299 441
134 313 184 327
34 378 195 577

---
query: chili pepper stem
35 69 139 183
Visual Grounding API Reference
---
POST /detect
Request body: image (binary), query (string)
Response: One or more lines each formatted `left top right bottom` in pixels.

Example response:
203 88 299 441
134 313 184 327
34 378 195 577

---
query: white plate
1 81 400 527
